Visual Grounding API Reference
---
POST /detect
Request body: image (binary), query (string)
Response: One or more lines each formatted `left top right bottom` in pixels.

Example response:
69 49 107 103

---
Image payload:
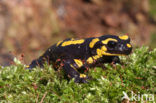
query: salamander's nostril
118 44 124 51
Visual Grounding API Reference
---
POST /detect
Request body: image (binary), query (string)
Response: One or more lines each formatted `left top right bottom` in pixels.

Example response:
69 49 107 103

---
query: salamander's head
89 34 132 56
99 35 132 56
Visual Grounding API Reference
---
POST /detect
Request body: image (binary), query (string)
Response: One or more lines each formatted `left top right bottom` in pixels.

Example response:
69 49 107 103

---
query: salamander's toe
74 78 88 83
74 75 89 83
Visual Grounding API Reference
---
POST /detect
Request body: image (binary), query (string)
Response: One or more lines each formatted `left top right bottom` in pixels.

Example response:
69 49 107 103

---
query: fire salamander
26 35 132 83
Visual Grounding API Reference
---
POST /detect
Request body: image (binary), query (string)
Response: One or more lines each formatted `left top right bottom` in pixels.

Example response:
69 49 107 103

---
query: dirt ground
0 0 155 66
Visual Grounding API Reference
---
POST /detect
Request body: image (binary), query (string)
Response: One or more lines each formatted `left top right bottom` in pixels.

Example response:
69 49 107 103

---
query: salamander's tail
25 58 44 70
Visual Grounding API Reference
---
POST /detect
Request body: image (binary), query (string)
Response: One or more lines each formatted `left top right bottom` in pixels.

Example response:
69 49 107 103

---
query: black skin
26 35 132 83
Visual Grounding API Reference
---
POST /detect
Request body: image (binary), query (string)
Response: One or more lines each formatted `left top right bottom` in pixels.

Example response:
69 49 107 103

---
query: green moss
0 47 156 102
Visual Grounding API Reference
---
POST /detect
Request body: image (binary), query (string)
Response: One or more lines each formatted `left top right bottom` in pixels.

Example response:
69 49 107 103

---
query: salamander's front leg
62 59 88 83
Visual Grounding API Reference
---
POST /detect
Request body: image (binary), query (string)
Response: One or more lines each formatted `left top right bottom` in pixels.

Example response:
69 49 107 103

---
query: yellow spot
26 65 29 68
87 57 94 64
127 43 132 48
70 64 78 72
119 35 129 40
102 38 117 44
89 38 100 48
80 74 86 78
102 52 125 56
74 59 83 68
101 46 107 51
61 39 85 46
56 40 63 46
93 55 100 60
96 49 102 56
70 38 74 40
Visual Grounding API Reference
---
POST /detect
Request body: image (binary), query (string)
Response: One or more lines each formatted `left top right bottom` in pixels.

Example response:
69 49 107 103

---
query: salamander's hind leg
62 59 88 83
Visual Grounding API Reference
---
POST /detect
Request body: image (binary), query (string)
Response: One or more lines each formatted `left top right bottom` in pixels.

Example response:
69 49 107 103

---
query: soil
0 0 155 66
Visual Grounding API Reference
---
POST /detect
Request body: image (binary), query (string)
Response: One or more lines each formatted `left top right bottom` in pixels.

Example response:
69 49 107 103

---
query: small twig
152 66 156 69
40 92 48 103
36 93 39 103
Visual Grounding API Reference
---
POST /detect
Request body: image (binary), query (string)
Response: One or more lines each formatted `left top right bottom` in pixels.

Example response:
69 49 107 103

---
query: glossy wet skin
102 35 132 55
89 35 132 58
27 34 132 83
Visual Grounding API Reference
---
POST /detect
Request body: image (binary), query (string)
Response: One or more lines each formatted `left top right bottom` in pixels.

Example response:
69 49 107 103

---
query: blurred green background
0 0 156 66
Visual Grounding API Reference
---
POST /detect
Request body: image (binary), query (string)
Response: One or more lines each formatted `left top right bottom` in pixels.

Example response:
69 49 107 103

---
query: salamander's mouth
106 43 132 56
99 35 132 56
109 48 132 55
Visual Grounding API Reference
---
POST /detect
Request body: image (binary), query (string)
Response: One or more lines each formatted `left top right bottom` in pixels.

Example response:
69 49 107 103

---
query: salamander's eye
107 41 117 48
